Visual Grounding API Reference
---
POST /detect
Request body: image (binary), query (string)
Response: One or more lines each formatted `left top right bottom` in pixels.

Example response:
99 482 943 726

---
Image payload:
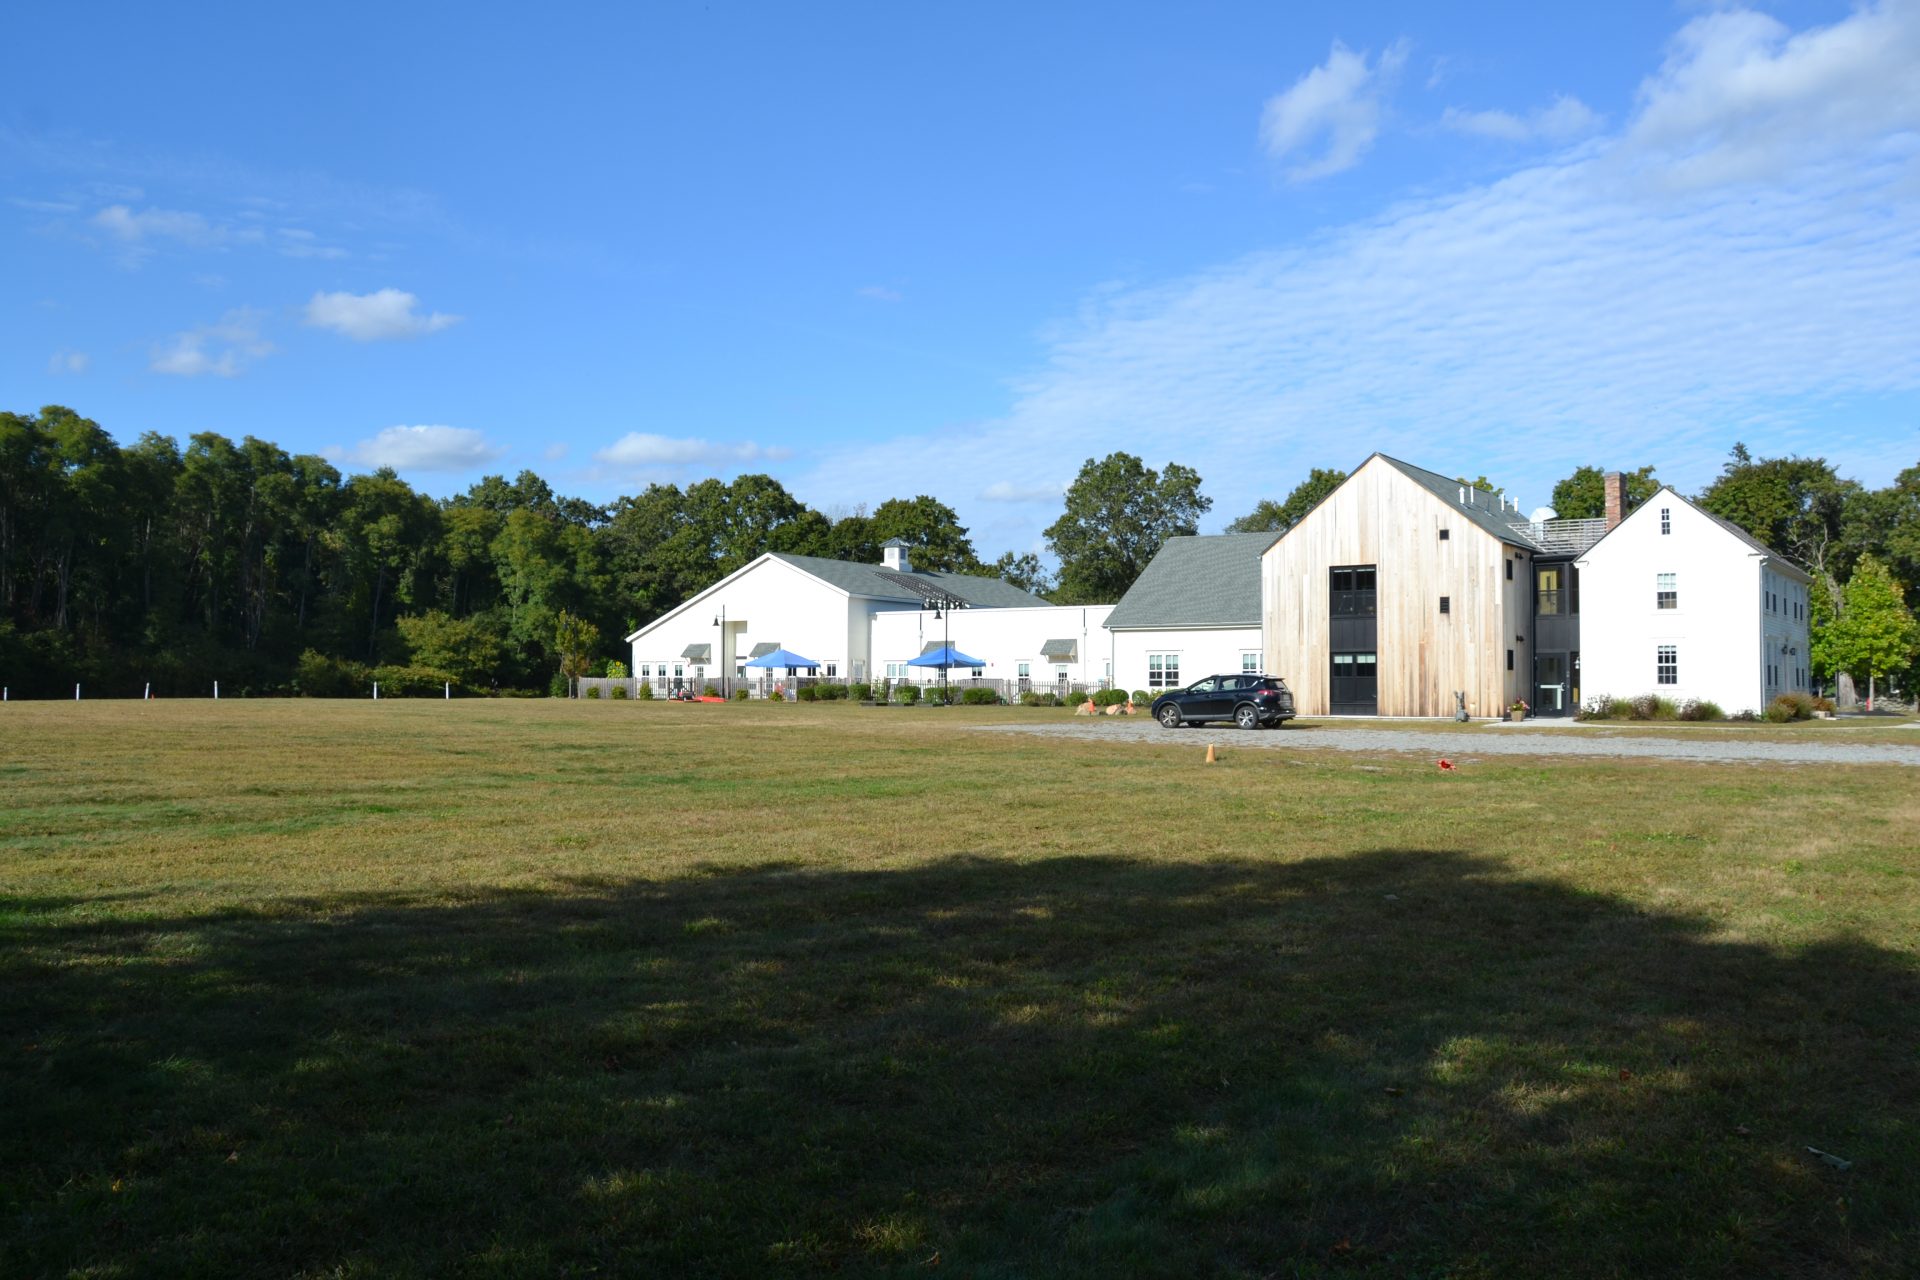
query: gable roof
1105 532 1282 630
1372 454 1544 549
767 552 1051 608
1577 486 1812 581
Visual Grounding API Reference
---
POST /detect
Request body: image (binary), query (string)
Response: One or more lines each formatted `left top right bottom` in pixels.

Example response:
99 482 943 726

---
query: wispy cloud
595 433 793 470
47 349 89 375
276 227 349 260
980 479 1067 503
150 308 274 378
793 1 1920 545
1441 94 1602 143
341 425 504 472
1259 39 1409 181
303 288 460 341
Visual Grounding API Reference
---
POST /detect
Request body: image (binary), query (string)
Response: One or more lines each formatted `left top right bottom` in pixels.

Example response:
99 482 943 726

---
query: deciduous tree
1045 453 1210 603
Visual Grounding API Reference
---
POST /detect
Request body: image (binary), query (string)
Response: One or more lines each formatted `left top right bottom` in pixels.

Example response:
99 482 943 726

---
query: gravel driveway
973 720 1920 766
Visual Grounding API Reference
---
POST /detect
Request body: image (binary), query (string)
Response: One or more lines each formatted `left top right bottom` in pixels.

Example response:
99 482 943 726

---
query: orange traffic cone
1205 743 1218 764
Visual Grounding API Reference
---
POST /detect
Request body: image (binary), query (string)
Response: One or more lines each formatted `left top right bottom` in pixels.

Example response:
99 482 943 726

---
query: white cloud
10 196 79 213
789 2 1920 550
595 433 792 469
303 288 460 341
1441 94 1602 143
346 425 504 472
1621 0 1920 188
277 227 349 260
1260 39 1409 181
150 309 273 377
47 349 89 375
980 480 1067 503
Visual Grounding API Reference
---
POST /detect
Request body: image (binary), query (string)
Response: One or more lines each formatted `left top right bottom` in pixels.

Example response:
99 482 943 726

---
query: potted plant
1510 698 1530 721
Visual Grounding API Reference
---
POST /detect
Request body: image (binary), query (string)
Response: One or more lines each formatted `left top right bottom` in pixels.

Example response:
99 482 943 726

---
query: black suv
1151 674 1296 730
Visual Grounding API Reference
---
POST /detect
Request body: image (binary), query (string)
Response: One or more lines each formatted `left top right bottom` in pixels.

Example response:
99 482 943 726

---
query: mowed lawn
3 701 1916 1278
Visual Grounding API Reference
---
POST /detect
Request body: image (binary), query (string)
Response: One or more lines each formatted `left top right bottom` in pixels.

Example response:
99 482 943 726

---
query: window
1148 653 1181 689
1330 566 1377 616
1657 572 1677 610
1439 595 1451 615
1506 558 1514 581
978 668 989 679
736 664 745 678
1242 652 1259 672
1656 645 1677 685
1017 662 1030 678
1536 566 1563 615
1439 528 1450 541
824 663 837 678
1506 648 1514 672
1660 507 1672 535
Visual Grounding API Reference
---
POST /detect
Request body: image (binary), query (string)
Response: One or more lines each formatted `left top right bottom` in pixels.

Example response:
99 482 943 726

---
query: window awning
681 644 711 662
748 642 780 658
1040 638 1077 660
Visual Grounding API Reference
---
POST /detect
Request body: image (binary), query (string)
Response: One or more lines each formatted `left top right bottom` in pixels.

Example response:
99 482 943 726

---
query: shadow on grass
4 851 1915 1277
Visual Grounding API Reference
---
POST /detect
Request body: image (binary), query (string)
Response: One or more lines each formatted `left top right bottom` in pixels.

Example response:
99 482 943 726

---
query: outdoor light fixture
922 593 969 702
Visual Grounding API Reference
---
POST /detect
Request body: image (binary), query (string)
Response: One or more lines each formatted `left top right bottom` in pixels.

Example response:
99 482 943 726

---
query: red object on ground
1437 758 1457 772
694 695 728 703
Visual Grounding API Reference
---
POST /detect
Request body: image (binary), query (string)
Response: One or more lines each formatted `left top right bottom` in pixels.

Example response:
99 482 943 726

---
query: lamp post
712 605 727 698
922 594 967 704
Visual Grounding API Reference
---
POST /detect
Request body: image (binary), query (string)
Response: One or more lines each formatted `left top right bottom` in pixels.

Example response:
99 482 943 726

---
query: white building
1103 532 1280 695
871 603 1114 692
1576 486 1811 714
623 540 1061 693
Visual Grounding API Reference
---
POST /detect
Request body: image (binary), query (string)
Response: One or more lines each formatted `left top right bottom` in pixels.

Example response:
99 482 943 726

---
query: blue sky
6 1 1918 560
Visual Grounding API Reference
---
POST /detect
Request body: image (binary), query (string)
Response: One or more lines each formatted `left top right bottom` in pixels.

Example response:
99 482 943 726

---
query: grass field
4 700 1917 1277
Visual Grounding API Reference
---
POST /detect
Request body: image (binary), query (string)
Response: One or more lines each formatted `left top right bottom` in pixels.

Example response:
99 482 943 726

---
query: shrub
1625 693 1678 721
1040 691 1060 707
638 682 655 700
961 687 998 705
1812 694 1836 713
1577 693 1625 721
1132 690 1151 706
585 685 601 699
370 664 460 698
896 684 920 706
610 684 629 700
797 685 819 702
768 690 784 702
851 683 872 702
1020 690 1045 707
703 683 719 697
732 687 749 701
293 649 369 698
549 672 570 698
1676 698 1723 721
1768 692 1814 722
821 683 847 701
1092 688 1130 707
1731 708 1760 722
606 660 629 679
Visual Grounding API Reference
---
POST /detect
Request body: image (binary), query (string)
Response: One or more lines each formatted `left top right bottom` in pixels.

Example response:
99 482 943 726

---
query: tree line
0 407 1208 696
4 405 1914 697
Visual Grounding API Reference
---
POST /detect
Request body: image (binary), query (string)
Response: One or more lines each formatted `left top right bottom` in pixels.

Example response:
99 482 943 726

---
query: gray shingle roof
768 553 1051 608
1374 455 1544 550
1104 532 1282 630
1040 638 1077 658
681 643 711 661
748 642 780 658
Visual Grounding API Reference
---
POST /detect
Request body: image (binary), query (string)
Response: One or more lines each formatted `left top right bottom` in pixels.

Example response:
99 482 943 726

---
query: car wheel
1158 704 1182 728
1235 703 1261 730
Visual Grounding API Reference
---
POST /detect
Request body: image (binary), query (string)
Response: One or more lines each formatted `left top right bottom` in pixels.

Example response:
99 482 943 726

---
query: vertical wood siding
1261 457 1530 717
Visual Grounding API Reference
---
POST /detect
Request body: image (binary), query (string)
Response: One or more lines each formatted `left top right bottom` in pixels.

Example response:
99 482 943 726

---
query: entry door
1534 652 1569 715
1330 652 1377 715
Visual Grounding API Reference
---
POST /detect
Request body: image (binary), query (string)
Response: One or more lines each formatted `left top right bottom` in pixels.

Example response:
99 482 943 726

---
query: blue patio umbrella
744 647 820 671
906 645 986 670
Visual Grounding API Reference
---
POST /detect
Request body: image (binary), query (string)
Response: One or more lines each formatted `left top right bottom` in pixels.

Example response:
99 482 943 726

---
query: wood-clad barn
1261 455 1540 718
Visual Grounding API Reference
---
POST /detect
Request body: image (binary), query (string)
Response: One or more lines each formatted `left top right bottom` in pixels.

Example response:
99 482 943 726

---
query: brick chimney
1603 471 1624 530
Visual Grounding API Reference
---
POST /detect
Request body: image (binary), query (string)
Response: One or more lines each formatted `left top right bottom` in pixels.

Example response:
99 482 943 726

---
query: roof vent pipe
1458 486 1466 505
